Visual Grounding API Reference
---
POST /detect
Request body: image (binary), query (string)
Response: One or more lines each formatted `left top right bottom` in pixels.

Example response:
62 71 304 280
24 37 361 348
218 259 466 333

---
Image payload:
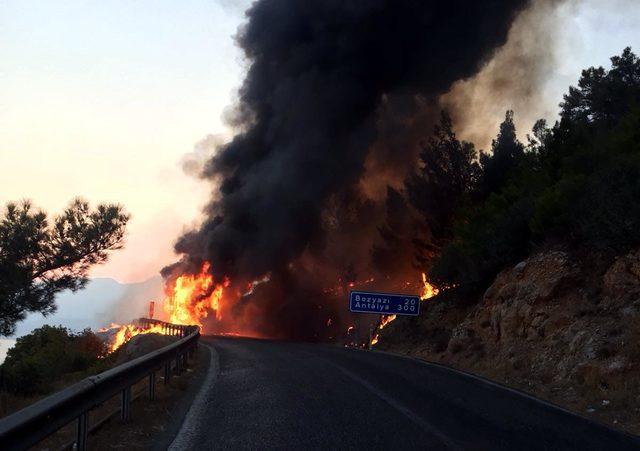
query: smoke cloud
168 0 550 339
441 0 575 150
181 134 228 177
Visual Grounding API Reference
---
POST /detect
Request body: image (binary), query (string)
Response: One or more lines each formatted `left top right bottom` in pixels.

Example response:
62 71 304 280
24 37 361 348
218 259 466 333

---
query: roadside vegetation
0 326 119 416
1 325 111 396
0 327 205 450
377 47 640 292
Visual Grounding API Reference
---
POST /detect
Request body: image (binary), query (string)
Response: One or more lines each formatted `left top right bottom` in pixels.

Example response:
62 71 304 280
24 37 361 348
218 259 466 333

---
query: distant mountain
11 276 164 338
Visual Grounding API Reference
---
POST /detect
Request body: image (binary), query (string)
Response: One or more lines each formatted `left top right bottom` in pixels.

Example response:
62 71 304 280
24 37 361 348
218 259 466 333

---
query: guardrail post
76 412 88 451
0 319 199 449
164 361 171 384
148 371 156 400
121 386 132 421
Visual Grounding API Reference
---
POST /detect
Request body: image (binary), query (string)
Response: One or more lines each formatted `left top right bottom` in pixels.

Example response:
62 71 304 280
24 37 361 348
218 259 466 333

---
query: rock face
377 247 640 434
604 249 640 300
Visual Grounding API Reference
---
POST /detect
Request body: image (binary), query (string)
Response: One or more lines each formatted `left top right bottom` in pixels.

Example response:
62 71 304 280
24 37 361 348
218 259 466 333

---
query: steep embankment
376 248 640 434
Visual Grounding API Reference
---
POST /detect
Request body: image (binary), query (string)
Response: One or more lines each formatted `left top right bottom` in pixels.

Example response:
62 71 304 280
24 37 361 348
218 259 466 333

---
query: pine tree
0 199 129 335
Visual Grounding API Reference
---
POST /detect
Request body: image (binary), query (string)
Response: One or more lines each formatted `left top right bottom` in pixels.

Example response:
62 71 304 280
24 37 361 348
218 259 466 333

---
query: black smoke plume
168 0 534 339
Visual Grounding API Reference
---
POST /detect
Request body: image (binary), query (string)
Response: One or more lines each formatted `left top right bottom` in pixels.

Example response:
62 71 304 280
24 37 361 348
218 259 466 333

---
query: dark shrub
1 325 106 394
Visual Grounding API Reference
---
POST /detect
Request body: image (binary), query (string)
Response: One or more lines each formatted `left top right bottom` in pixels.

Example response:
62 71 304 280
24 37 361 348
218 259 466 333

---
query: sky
1 0 639 284
545 0 640 123
0 0 252 282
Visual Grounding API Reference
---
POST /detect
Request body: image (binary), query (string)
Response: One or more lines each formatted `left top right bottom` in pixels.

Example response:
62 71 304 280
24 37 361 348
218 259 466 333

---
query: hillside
376 247 640 434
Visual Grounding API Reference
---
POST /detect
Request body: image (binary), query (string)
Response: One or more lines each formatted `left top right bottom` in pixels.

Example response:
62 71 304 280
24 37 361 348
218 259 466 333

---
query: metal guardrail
0 319 199 451
138 317 194 336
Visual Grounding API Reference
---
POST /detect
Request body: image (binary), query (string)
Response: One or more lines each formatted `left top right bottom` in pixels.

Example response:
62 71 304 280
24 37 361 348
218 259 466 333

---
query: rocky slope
376 248 640 434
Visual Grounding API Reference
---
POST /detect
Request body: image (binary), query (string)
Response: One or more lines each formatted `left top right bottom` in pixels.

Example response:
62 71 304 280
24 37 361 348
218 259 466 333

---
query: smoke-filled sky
1 0 639 283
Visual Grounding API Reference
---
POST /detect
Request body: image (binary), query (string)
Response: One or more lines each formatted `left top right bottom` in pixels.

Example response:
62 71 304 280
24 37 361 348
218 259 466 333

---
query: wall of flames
101 263 440 352
162 262 228 327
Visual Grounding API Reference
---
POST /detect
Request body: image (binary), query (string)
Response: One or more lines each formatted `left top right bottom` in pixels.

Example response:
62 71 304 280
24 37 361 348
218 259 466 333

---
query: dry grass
0 367 108 418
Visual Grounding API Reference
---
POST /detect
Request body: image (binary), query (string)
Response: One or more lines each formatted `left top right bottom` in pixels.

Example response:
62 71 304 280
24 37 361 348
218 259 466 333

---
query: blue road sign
349 291 420 316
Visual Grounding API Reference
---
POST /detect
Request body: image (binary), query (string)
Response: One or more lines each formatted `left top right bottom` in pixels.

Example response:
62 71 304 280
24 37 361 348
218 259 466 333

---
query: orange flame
162 262 229 327
420 272 439 300
379 314 397 329
371 273 439 346
99 261 228 353
101 323 166 353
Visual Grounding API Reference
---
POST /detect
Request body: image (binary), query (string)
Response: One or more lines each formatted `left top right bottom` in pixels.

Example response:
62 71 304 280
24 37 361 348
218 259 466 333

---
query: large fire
162 262 229 327
99 262 228 353
100 266 439 352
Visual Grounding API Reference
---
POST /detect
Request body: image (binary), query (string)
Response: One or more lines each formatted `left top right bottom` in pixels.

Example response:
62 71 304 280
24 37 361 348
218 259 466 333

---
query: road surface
170 336 639 450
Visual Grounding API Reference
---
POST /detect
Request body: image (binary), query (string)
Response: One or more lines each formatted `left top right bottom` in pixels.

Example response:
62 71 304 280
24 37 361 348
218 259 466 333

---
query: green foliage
560 47 640 127
428 48 640 287
431 188 534 286
0 199 129 336
414 110 530 286
405 111 480 267
530 175 586 238
1 325 108 394
478 110 526 198
532 153 640 248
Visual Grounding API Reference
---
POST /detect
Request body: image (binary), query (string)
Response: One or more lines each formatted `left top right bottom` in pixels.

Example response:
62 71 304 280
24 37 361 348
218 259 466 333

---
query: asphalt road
170 336 640 450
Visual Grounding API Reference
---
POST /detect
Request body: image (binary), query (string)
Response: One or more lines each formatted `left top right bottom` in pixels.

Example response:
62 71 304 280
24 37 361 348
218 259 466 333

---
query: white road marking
168 342 219 451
